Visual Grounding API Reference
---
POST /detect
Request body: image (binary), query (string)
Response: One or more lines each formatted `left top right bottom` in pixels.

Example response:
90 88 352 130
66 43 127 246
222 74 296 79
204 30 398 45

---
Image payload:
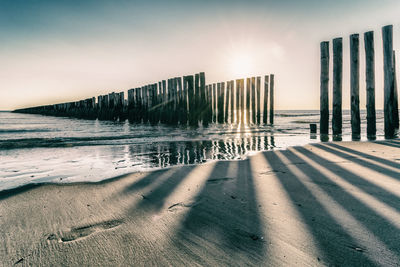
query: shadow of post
172 160 266 265
262 151 376 265
288 148 400 259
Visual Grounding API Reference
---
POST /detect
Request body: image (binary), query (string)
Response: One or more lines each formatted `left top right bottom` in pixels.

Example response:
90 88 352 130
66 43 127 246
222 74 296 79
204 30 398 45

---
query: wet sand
1 140 400 266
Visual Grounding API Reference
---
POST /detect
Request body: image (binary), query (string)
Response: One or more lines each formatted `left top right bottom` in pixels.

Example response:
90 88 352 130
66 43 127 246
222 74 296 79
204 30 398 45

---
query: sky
1 0 400 110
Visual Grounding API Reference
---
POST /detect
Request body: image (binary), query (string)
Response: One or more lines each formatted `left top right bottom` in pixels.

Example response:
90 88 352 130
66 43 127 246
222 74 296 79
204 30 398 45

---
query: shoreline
1 139 400 265
0 138 395 194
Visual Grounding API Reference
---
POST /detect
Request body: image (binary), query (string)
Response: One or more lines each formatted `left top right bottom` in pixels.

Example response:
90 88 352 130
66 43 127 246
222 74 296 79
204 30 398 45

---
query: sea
0 110 385 191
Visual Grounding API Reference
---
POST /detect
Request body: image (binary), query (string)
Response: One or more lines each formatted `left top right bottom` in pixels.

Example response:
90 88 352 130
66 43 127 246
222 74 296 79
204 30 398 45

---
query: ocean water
0 110 385 191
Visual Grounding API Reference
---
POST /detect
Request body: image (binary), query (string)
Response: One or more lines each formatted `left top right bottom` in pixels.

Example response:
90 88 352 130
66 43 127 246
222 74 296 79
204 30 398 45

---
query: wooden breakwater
320 24 399 140
14 72 275 126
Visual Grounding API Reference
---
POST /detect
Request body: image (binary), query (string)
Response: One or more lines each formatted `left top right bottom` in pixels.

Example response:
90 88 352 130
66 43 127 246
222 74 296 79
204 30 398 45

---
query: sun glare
229 53 254 78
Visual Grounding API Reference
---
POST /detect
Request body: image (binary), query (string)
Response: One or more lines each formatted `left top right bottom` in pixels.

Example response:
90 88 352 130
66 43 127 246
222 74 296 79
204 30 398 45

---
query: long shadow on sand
288 148 400 259
171 160 266 265
315 143 400 179
263 151 378 266
127 165 197 212
325 142 400 170
374 140 400 149
293 146 400 213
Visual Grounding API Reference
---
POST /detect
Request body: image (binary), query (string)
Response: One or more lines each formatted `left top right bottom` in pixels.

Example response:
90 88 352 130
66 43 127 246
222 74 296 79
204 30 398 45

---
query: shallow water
0 110 385 191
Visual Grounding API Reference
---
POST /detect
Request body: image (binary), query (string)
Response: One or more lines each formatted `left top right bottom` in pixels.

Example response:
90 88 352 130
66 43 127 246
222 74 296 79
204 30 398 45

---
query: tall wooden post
256 77 261 124
246 78 251 124
199 72 207 124
332 37 343 138
195 73 200 122
393 51 399 129
269 74 275 125
208 85 213 124
236 80 240 124
181 77 188 125
251 77 256 124
320 41 329 137
186 75 195 126
225 81 231 123
230 80 235 124
382 25 395 138
238 79 245 125
212 83 216 123
350 34 361 140
219 82 225 123
263 75 269 124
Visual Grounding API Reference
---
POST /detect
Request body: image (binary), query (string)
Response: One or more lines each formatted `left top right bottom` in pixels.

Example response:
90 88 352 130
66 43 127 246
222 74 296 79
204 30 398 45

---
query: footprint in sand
49 219 123 243
206 177 234 184
167 199 202 212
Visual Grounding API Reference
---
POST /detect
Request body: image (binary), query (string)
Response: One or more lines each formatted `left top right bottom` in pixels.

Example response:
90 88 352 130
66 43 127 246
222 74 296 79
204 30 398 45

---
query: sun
229 53 255 78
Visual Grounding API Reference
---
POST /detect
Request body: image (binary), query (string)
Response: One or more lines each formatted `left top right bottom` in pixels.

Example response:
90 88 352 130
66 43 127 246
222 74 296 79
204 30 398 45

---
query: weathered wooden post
199 72 207 124
256 77 261 124
393 51 399 129
225 81 231 123
350 34 361 140
218 82 225 123
186 75 195 126
195 74 200 122
172 79 178 125
230 80 235 124
251 77 256 124
161 80 167 123
235 80 240 124
213 83 217 123
263 75 269 124
237 79 245 125
320 41 329 138
181 77 189 125
135 88 141 122
269 74 275 125
246 78 251 124
208 85 213 124
363 35 377 139
332 38 343 139
382 25 395 138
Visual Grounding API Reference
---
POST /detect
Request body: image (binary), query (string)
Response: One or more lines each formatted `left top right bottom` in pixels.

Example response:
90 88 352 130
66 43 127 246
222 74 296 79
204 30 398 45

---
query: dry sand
1 140 400 266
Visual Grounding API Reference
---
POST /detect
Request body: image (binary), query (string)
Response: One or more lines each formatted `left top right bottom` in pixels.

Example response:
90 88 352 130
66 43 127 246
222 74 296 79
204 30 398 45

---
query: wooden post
269 74 275 125
251 77 256 124
208 85 213 124
230 80 235 124
246 78 251 124
213 83 217 123
225 81 231 123
218 82 225 123
181 77 188 125
263 75 269 124
195 73 200 121
199 72 207 124
187 75 195 125
161 80 167 123
350 34 361 140
320 41 329 137
332 38 343 138
382 25 395 138
393 51 399 129
237 79 245 125
235 80 240 124
256 77 261 124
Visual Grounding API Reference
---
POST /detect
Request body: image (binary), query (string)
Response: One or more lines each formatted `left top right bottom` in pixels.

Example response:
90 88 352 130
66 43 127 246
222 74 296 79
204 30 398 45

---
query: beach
1 139 400 266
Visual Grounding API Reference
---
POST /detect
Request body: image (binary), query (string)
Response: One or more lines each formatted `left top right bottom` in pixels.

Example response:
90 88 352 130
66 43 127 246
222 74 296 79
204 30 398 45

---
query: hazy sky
1 0 400 110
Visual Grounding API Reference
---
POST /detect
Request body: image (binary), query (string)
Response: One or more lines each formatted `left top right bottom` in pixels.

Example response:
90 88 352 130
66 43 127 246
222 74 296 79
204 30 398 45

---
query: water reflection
126 135 275 169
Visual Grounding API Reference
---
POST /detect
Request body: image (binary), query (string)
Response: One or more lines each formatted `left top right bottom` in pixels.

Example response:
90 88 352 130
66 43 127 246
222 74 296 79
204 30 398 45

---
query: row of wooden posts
14 73 275 126
320 24 399 140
